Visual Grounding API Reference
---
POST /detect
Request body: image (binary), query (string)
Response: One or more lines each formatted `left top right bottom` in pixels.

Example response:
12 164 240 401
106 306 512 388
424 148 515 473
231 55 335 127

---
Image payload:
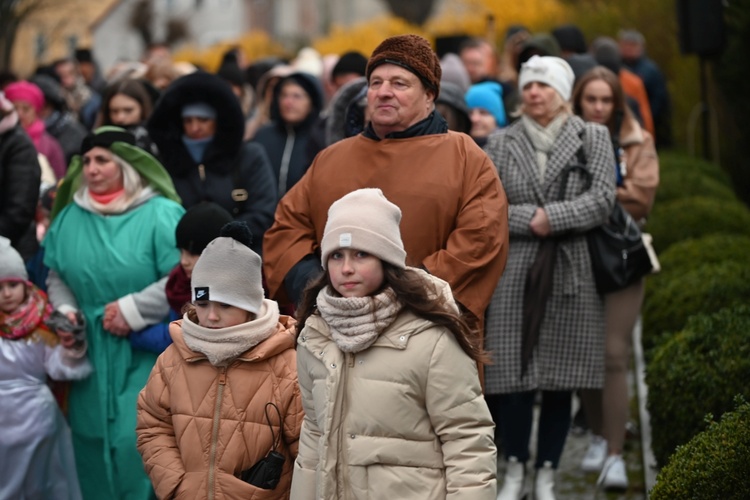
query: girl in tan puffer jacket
136 221 303 500
291 189 498 500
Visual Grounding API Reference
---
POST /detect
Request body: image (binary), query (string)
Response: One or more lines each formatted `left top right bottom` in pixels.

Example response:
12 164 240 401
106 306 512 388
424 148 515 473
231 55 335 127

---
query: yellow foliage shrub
173 31 285 72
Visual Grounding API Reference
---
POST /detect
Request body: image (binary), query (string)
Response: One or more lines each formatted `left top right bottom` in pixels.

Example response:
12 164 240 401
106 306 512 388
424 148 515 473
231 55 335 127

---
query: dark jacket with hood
147 71 276 256
0 122 41 260
252 72 324 198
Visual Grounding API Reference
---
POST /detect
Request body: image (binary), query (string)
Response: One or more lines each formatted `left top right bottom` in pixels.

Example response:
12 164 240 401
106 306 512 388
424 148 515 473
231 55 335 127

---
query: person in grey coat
483 56 615 500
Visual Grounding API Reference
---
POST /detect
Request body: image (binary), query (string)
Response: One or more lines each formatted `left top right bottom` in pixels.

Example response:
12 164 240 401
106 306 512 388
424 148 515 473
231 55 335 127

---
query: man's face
619 40 642 64
366 63 434 138
55 61 78 90
460 44 496 83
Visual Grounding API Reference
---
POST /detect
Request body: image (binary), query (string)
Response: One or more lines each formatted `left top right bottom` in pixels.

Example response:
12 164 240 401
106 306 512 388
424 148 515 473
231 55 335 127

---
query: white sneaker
580 435 607 472
597 455 629 490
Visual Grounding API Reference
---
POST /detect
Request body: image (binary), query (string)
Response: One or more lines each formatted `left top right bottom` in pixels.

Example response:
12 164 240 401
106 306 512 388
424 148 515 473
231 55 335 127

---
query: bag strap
556 128 592 201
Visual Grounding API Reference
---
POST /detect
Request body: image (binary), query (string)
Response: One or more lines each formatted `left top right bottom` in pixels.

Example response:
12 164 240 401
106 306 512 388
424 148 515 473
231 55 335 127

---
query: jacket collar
363 109 448 141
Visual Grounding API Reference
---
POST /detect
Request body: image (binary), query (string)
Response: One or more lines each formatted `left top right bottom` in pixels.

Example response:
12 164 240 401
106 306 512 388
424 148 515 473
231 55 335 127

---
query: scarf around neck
522 112 569 180
1 282 54 342
182 299 280 366
24 119 46 148
166 265 191 313
315 286 403 353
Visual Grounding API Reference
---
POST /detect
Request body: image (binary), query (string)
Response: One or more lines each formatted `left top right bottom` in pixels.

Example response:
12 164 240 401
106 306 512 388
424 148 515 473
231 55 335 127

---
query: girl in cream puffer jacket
291 189 497 500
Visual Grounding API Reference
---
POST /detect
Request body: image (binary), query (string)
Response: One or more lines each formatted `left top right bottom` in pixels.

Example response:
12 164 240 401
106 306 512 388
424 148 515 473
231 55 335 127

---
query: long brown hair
296 264 491 364
101 79 153 126
571 66 634 135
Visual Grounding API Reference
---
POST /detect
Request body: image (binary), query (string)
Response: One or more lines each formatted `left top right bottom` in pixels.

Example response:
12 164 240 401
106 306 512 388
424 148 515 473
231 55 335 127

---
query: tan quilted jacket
136 315 303 500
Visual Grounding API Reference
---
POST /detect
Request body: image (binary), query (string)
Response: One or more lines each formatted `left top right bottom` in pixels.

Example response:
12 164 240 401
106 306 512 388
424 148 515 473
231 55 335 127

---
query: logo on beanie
195 287 209 300
339 233 352 247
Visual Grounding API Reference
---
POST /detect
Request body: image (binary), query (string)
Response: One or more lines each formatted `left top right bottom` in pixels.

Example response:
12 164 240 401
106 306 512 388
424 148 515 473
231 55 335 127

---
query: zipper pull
218 366 227 385
199 164 206 181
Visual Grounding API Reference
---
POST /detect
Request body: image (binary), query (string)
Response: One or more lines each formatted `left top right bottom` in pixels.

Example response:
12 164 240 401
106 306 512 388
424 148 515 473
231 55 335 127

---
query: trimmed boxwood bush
642 260 750 353
651 397 750 499
646 306 750 468
652 234 750 282
655 168 736 205
658 150 732 185
645 196 750 254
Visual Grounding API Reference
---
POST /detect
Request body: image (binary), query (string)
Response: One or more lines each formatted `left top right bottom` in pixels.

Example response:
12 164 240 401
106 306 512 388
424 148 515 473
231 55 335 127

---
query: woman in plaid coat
483 56 616 500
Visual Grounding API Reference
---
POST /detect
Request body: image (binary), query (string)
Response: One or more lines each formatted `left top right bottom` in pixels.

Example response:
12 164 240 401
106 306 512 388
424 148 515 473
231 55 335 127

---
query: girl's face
327 248 384 298
82 146 124 195
469 108 498 139
179 249 200 279
109 93 143 126
522 81 562 126
580 79 614 125
278 81 312 126
0 280 27 314
194 300 251 329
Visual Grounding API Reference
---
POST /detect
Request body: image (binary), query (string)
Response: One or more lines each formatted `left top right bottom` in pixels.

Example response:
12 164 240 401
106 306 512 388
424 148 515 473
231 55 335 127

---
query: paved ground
496 320 652 499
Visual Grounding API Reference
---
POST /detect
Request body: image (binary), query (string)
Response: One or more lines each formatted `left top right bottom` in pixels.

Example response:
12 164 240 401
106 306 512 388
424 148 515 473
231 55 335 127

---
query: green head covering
50 126 181 220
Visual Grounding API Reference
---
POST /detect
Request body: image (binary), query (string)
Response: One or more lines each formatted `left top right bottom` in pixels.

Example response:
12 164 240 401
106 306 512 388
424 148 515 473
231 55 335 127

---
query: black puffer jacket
147 71 276 256
0 123 41 260
252 72 324 198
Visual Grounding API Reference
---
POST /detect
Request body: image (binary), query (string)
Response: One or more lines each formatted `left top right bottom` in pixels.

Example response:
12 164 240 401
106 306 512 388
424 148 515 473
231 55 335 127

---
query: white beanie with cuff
518 55 576 101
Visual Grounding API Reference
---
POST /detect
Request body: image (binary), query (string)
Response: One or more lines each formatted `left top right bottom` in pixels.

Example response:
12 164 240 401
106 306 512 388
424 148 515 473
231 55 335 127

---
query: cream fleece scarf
316 286 403 353
522 112 569 180
182 299 280 366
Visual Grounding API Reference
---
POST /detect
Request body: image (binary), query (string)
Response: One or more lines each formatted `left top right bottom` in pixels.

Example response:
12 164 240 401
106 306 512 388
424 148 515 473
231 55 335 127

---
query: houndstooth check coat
483 115 616 394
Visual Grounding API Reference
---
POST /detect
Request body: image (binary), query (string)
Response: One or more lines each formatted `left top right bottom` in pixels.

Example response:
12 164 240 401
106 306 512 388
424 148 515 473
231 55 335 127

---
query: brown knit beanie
320 188 406 270
366 34 441 97
191 222 264 315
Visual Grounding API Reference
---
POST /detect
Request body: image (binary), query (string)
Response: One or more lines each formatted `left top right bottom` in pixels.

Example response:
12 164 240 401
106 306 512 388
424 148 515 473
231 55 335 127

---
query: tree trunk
380 0 436 25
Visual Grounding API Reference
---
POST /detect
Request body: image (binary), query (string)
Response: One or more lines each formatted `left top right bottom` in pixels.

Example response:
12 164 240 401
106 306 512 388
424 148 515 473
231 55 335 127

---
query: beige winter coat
291 293 497 499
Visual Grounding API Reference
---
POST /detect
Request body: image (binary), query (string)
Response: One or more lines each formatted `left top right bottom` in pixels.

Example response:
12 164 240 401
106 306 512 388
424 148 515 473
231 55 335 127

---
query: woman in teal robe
43 127 184 499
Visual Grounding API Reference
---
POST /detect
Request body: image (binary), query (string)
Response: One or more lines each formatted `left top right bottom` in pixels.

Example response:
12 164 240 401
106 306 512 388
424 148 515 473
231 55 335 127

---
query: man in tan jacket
263 34 509 339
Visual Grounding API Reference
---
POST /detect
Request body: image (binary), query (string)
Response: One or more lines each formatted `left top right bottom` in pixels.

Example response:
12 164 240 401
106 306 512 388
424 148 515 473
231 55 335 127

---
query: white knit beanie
518 55 575 101
320 188 406 270
191 222 264 315
0 236 27 281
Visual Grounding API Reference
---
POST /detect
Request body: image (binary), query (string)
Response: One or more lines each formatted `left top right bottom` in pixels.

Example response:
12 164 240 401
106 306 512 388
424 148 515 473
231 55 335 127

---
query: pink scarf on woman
23 119 46 150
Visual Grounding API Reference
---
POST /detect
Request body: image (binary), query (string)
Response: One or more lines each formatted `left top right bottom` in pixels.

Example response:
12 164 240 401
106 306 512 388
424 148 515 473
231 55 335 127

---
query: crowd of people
0 21 665 500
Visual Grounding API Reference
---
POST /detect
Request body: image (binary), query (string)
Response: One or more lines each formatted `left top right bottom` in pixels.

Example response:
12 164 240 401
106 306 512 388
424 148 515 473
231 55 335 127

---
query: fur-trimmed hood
147 71 245 176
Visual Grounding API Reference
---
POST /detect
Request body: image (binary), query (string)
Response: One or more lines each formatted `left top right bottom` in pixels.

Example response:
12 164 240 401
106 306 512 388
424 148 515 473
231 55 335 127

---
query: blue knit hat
465 81 507 127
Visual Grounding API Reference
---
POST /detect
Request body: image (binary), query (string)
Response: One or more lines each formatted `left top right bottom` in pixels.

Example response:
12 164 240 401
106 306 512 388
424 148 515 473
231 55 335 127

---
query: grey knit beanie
191 222 264 315
0 237 27 281
321 188 406 270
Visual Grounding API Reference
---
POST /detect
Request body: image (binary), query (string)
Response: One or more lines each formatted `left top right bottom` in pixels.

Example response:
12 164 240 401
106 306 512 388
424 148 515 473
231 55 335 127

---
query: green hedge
651 234 750 282
655 168 736 205
645 196 750 253
646 306 750 468
650 397 750 499
658 150 732 185
642 260 750 353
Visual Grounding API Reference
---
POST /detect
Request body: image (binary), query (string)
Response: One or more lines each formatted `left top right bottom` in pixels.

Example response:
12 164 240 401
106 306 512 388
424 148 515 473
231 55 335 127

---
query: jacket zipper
207 366 227 500
337 352 355 499
278 128 295 196
199 164 206 182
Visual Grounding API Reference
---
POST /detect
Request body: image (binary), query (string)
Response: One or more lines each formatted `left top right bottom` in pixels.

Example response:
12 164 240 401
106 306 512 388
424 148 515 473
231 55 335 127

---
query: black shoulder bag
240 402 286 489
577 131 653 295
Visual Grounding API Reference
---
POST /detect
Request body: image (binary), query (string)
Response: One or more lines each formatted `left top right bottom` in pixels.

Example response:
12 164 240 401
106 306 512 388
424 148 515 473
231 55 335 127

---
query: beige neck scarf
316 286 403 353
182 299 280 366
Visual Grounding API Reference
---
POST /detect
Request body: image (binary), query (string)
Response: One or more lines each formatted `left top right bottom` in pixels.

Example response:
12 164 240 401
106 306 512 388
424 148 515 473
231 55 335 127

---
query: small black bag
587 201 653 294
240 403 286 489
